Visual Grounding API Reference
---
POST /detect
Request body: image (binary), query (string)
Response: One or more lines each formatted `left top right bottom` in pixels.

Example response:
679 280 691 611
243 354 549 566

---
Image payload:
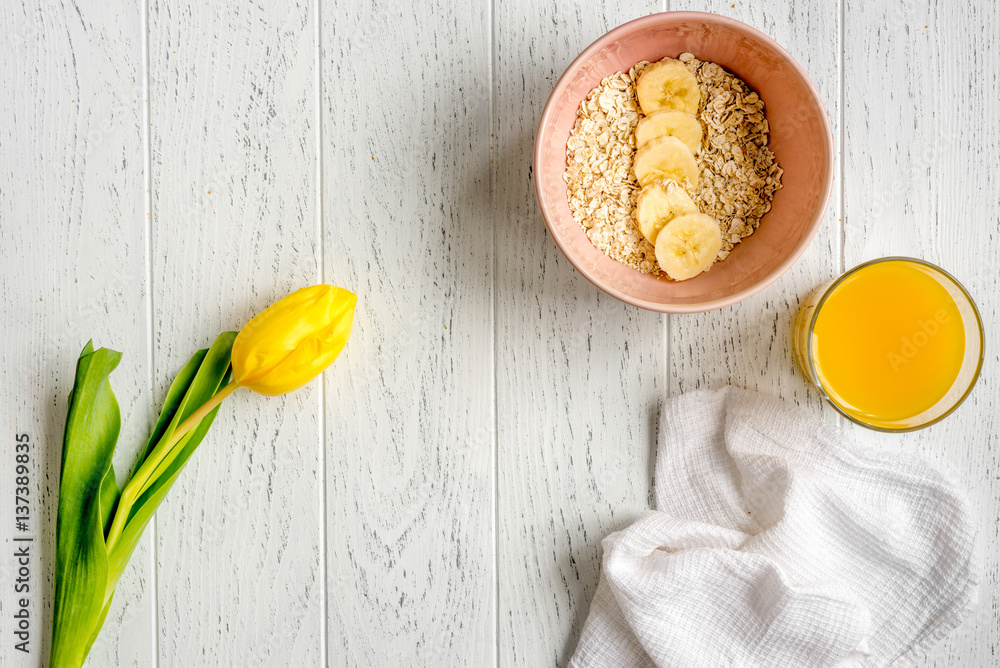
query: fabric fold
571 387 979 668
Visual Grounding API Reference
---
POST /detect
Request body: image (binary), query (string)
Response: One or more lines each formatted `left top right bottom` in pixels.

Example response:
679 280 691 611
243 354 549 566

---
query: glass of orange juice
794 257 984 431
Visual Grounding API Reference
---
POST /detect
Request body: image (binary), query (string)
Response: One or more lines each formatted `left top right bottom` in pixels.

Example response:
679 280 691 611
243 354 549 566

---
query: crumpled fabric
570 387 978 668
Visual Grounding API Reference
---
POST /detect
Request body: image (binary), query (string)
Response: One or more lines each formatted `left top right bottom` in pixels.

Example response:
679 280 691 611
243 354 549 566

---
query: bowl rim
534 11 836 314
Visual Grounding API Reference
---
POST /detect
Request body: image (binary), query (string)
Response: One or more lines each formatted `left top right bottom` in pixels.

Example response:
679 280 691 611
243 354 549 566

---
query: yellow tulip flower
105 283 355 572
63 285 357 666
231 284 357 396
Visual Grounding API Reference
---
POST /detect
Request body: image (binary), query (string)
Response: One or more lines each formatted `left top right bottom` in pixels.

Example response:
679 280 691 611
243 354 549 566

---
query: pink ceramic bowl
535 12 834 313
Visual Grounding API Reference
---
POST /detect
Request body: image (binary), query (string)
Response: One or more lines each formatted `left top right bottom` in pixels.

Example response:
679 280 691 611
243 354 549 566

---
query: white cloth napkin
570 387 979 668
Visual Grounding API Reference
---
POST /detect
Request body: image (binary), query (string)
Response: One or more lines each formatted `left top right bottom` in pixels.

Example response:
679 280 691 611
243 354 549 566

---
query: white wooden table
1 0 996 666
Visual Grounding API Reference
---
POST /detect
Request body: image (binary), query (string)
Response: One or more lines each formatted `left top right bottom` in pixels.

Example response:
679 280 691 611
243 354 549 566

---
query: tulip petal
231 285 356 395
242 305 355 395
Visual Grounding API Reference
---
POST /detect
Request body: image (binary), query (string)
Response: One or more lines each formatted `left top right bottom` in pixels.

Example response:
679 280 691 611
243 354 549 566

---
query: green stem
105 380 239 552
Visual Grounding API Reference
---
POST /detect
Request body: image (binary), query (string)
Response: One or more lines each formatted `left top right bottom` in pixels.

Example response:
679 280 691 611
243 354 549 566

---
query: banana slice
634 179 699 244
654 213 722 281
636 59 700 115
633 136 699 188
635 110 703 152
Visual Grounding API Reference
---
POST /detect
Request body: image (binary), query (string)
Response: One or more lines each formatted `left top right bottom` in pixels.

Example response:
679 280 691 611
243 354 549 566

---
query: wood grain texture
493 3 664 666
843 2 1000 664
320 0 495 665
148 1 322 665
0 1 152 666
1 1 999 666
667 0 843 415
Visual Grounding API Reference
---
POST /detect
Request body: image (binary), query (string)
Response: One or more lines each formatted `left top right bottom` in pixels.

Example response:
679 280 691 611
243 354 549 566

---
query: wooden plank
0 7 147 668
493 3 664 666
667 0 843 412
0 1 152 666
843 2 1000 665
319 0 496 664
147 1 323 665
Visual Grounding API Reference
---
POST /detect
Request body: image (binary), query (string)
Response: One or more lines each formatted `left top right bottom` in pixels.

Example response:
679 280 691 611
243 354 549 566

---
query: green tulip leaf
133 348 208 468
83 594 115 660
53 332 237 668
51 342 122 668
106 331 235 591
99 465 120 537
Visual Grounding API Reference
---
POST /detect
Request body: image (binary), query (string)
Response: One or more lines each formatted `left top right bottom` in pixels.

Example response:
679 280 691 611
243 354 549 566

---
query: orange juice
799 259 969 426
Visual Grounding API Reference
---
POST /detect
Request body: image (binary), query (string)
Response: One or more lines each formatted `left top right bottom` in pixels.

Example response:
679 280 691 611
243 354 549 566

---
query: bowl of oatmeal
534 12 834 313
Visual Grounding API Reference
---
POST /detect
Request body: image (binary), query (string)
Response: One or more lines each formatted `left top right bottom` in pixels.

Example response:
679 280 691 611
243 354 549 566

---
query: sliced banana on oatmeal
633 136 699 188
634 179 699 244
654 213 722 281
636 59 701 115
635 110 703 152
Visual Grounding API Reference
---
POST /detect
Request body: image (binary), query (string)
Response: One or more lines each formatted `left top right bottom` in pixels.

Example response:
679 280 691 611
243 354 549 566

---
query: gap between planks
140 0 158 663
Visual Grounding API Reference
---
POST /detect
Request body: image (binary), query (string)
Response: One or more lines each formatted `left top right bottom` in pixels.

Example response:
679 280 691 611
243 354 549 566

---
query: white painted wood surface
0 0 996 666
0 1 154 666
494 3 664 667
320 0 495 665
842 3 1000 665
148 1 324 666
